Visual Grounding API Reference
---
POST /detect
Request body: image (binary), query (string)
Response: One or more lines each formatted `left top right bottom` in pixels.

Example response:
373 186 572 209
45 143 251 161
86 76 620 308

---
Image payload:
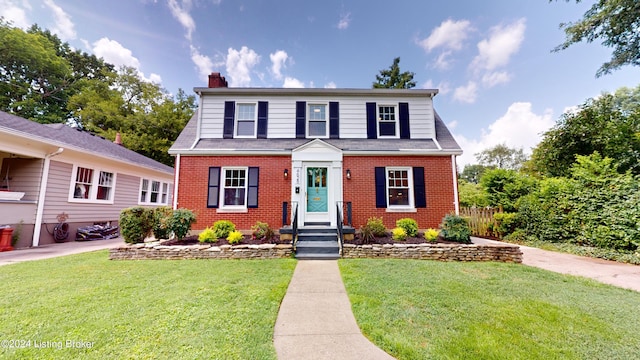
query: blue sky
2 0 639 167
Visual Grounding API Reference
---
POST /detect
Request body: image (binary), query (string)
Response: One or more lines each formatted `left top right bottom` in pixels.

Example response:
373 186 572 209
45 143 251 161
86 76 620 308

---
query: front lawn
0 251 296 359
340 259 640 360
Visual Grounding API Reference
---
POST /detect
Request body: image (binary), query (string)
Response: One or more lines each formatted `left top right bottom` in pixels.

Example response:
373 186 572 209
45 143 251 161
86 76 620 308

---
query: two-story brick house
169 73 462 238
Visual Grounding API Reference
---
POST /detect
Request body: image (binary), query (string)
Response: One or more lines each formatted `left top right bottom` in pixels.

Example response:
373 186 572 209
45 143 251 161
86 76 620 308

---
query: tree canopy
552 0 640 77
475 144 528 170
372 57 416 89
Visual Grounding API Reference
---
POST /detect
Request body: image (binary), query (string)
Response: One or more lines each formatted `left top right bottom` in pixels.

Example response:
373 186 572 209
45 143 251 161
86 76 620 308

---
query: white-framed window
386 167 413 208
139 179 172 205
221 167 248 209
378 105 398 138
308 103 328 138
235 103 257 137
70 165 116 203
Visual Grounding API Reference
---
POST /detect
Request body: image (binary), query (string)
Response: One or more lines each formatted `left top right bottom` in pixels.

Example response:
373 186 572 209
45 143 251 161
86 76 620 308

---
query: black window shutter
247 167 259 208
399 102 410 139
413 167 426 208
329 102 339 139
257 102 268 139
375 167 387 208
223 101 235 139
296 101 306 138
207 167 221 208
366 102 377 139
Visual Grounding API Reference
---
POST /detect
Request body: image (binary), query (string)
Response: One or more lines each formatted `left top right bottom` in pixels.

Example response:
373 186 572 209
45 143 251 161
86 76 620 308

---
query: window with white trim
235 103 257 137
139 179 172 205
378 105 398 137
308 104 327 137
70 166 116 203
387 167 413 207
221 167 247 208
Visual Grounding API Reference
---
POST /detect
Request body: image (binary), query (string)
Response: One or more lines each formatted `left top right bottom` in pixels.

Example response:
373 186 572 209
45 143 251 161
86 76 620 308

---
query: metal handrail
292 204 299 250
336 203 344 255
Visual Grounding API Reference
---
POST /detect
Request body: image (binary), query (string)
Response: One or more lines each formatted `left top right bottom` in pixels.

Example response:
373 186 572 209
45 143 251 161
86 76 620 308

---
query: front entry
304 166 330 224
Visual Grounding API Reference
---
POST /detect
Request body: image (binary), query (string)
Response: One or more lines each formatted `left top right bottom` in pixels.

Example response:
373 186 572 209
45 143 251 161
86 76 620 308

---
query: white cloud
422 79 451 95
471 18 526 72
419 19 472 52
337 12 351 30
0 0 30 28
453 81 478 104
269 50 288 80
433 51 453 70
43 0 76 40
324 81 337 89
167 0 195 41
481 71 511 88
92 37 161 83
454 102 554 168
283 77 305 88
226 46 260 87
190 45 214 82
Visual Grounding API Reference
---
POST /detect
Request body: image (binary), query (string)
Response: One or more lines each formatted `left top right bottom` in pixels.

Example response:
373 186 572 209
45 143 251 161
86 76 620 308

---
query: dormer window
235 103 257 137
308 104 328 138
378 105 398 137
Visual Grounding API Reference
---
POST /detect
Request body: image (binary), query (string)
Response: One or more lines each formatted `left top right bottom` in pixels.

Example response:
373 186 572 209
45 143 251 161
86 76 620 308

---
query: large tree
552 0 640 77
530 85 640 177
0 21 113 123
372 57 416 89
475 144 528 170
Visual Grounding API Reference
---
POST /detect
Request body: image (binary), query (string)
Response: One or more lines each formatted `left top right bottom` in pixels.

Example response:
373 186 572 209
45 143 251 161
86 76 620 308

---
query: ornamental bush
440 214 471 243
120 206 154 244
168 208 196 241
212 220 236 239
424 228 440 242
392 227 407 241
198 227 217 243
396 218 418 237
252 221 275 242
227 230 243 244
365 217 387 237
152 206 173 240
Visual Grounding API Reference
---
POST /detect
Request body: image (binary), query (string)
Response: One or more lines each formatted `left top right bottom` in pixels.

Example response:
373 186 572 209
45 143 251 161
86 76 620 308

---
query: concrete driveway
0 238 123 266
472 237 640 292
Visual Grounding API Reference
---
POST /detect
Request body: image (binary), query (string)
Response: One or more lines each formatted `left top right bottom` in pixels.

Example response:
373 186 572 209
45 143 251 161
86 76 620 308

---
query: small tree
372 57 416 89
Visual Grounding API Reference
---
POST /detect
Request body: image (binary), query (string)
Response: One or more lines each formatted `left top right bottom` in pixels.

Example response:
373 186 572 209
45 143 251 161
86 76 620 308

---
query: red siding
343 156 455 229
177 156 291 230
177 155 456 231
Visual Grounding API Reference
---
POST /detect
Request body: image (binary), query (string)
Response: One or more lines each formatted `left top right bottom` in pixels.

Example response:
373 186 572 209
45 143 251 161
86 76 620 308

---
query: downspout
172 154 180 210
451 155 460 215
32 147 64 247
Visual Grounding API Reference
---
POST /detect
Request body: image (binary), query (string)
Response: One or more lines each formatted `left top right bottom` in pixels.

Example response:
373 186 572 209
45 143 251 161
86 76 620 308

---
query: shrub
392 227 407 241
440 214 471 244
198 227 217 243
396 218 418 237
120 206 154 244
424 228 440 242
213 220 236 239
152 206 173 240
359 225 375 244
168 208 196 241
493 212 519 238
227 230 243 244
365 217 387 237
252 221 275 242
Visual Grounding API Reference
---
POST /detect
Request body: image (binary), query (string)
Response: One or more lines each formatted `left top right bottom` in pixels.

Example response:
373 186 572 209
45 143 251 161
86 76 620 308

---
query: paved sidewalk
472 237 640 292
274 260 395 360
0 238 124 266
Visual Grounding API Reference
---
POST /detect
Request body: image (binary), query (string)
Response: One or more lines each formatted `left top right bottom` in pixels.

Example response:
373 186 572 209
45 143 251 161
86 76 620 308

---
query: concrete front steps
295 227 340 260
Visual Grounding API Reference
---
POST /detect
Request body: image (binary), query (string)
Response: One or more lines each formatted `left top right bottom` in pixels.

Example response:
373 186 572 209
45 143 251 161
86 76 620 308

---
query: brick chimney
208 72 228 88
114 132 123 146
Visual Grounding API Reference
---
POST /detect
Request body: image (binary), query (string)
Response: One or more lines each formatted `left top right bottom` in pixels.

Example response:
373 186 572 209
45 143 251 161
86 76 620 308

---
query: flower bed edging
342 243 522 263
109 241 293 260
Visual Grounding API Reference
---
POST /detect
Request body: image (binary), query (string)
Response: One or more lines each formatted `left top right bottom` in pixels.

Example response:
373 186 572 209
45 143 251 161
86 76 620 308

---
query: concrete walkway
274 260 395 360
0 238 123 266
472 237 640 292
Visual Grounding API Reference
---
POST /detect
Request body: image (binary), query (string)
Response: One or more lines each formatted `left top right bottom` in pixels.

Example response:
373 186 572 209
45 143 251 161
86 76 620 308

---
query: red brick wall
343 156 456 229
177 156 291 230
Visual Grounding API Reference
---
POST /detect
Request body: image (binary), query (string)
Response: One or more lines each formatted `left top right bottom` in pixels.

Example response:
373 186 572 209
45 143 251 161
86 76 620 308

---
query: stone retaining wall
342 243 522 263
109 242 293 260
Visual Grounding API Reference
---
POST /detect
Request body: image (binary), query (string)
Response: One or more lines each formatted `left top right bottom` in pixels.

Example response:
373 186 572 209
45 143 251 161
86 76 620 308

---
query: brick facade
177 154 456 231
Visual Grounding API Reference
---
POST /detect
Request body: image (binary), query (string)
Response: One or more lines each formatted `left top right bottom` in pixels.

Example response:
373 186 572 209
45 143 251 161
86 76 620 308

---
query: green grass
339 259 640 360
0 251 296 359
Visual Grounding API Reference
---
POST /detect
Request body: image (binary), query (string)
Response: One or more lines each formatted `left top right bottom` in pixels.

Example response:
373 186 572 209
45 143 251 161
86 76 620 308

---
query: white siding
198 94 436 139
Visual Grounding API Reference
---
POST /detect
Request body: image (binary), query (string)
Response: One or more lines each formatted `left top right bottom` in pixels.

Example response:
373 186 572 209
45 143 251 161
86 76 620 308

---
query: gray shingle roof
0 111 173 174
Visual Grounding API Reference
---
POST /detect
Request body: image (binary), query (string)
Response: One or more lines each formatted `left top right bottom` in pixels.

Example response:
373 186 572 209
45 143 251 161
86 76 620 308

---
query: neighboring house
170 73 463 235
0 111 174 248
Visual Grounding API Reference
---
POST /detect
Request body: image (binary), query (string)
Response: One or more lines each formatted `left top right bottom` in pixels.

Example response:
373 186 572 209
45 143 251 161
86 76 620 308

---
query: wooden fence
460 206 503 239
